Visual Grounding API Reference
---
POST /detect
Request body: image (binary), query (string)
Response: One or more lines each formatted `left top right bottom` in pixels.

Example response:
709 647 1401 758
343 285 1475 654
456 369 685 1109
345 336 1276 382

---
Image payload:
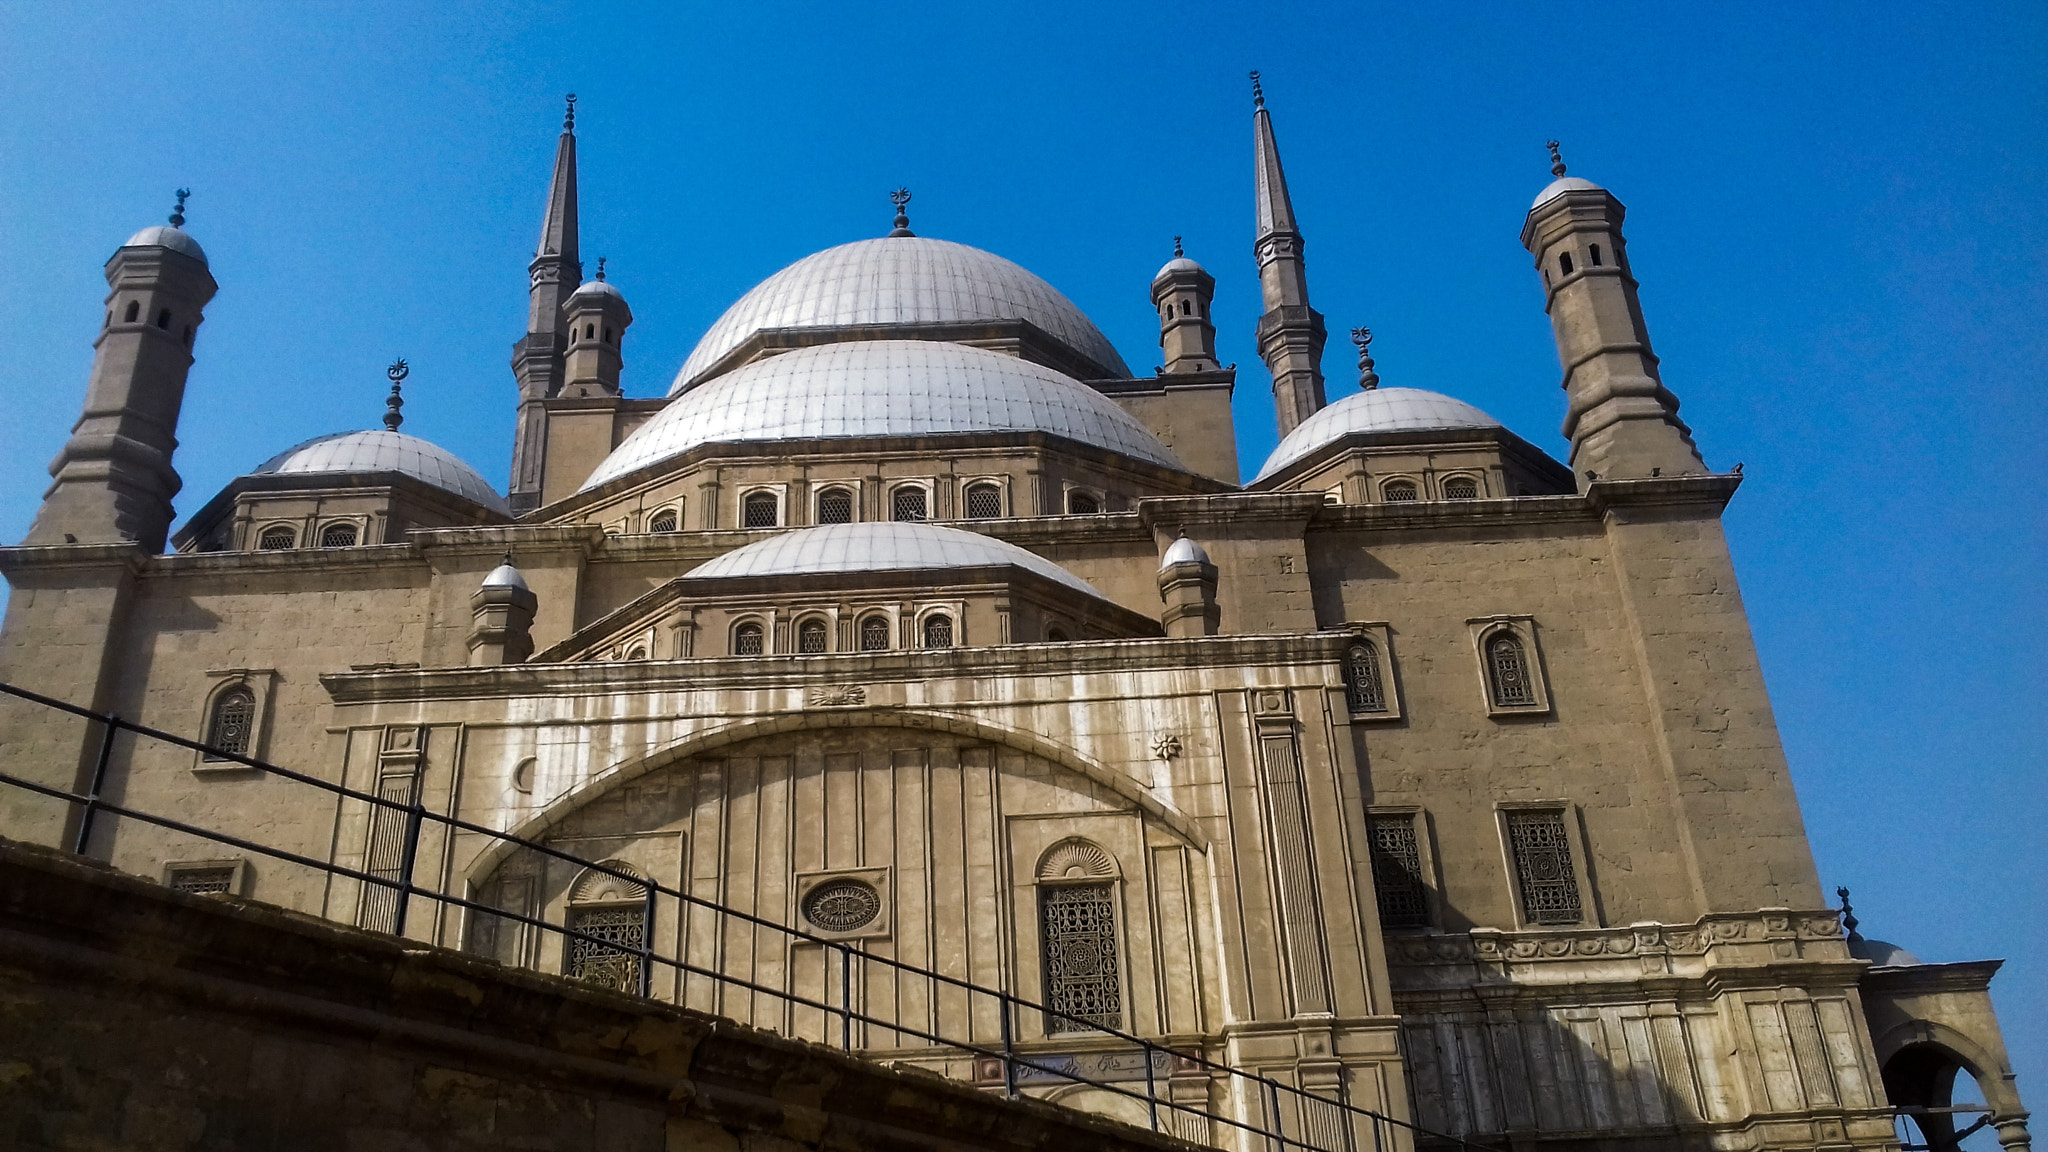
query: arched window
204 686 256 760
1486 633 1535 706
602 326 614 344
1036 839 1121 1033
1067 490 1100 515
964 483 1002 519
182 325 194 347
156 309 171 329
647 508 678 533
1558 251 1575 276
1180 300 1191 316
319 523 358 549
816 487 854 524
1381 480 1419 503
922 613 953 648
257 526 296 550
891 486 927 522
1346 642 1386 713
1589 244 1603 266
625 645 647 661
733 622 765 656
1046 625 1069 643
859 615 890 651
584 323 595 340
123 301 140 323
565 862 650 991
797 618 828 654
1443 476 1479 500
742 491 778 528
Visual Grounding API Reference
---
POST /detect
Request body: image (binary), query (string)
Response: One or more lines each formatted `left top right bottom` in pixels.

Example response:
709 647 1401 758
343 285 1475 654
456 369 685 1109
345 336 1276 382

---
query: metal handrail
0 680 1502 1152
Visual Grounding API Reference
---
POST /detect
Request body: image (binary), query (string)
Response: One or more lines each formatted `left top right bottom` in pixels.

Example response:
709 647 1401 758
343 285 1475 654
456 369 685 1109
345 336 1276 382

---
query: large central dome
672 237 1131 392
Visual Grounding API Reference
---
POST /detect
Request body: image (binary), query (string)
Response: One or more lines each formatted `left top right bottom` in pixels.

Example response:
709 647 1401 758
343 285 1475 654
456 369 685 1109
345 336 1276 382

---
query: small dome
581 340 1181 492
570 278 625 302
1850 938 1922 967
1531 175 1603 210
1253 387 1505 482
673 236 1131 391
251 430 508 515
481 562 529 592
1153 255 1207 281
1160 535 1211 570
122 225 207 265
687 522 1111 602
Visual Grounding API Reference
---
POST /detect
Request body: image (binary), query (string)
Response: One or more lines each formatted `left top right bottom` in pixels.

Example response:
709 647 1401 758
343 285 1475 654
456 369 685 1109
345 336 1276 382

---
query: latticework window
1506 810 1582 924
1346 642 1386 713
257 526 296 550
922 614 953 648
892 486 927 522
964 484 1002 519
742 492 779 528
1040 882 1121 1032
319 523 358 548
1067 490 1100 515
168 866 235 895
859 616 890 651
797 619 828 654
566 904 645 991
1382 481 1418 503
1487 634 1536 706
733 623 764 656
1367 816 1430 928
816 488 853 524
648 508 678 533
1443 477 1479 500
204 687 255 760
802 879 881 932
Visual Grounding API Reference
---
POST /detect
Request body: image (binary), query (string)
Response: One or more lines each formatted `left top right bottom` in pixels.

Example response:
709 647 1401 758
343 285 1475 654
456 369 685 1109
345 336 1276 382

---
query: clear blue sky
2 0 2041 1108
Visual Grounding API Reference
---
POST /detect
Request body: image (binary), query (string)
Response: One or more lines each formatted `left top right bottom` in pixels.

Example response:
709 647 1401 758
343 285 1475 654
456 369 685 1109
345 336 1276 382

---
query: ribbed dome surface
1254 387 1505 482
251 430 508 514
1531 175 1602 210
673 237 1131 391
123 225 207 264
687 522 1110 602
583 340 1181 492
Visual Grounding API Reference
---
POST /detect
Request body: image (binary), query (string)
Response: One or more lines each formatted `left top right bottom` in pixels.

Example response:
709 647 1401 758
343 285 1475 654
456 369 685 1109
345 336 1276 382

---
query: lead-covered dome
1253 387 1505 482
673 237 1131 391
688 522 1111 602
123 225 207 264
251 430 508 514
582 340 1181 492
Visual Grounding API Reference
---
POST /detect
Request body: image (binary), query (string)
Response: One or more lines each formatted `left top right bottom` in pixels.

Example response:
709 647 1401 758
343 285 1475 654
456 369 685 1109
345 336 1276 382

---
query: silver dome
581 340 1181 492
673 236 1131 391
687 522 1111 602
1160 535 1211 570
1153 255 1206 281
1849 938 1923 967
251 430 508 515
1253 387 1505 482
123 225 207 265
481 562 530 591
1532 175 1602 210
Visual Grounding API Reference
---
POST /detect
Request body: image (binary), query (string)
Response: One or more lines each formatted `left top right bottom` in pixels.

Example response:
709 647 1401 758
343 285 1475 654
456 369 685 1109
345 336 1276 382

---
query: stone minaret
1521 143 1703 486
1151 238 1220 374
1250 72 1326 437
559 259 633 399
507 95 583 515
26 192 218 552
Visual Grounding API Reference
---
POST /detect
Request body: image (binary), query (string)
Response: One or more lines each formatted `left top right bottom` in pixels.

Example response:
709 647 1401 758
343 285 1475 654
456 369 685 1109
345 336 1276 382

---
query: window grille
168 866 235 895
892 486 927 522
1506 809 1582 924
742 492 778 528
1487 634 1536 706
964 484 1002 519
1067 490 1100 515
802 879 881 932
565 904 644 991
816 488 853 524
1382 481 1418 503
1346 642 1387 713
797 619 828 653
257 526 296 550
648 509 678 533
922 614 953 648
859 616 890 651
733 623 764 656
1041 882 1121 1032
1367 816 1430 928
319 523 358 548
1443 477 1479 500
204 687 255 760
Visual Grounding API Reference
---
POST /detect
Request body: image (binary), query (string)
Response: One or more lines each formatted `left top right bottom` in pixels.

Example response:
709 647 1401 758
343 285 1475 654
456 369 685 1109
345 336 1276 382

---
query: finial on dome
1173 235 1184 257
1250 70 1265 109
1350 327 1379 391
169 188 190 227
1836 886 1863 942
888 187 914 237
596 256 607 282
384 358 408 431
564 93 577 132
1546 139 1567 178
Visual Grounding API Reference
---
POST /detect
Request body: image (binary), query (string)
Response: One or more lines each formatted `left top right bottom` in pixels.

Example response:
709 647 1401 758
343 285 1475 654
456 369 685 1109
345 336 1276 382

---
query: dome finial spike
1546 139 1567 178
1350 327 1379 391
169 188 190 227
596 256 607 282
1835 886 1863 942
564 93 577 132
1173 235 1184 257
1250 69 1264 109
888 187 914 237
384 358 408 431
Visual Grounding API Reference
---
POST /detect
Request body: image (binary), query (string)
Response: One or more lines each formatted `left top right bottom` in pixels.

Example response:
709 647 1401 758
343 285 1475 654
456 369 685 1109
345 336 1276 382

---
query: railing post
390 800 424 938
999 991 1018 1098
638 884 657 998
1144 1042 1160 1131
1270 1080 1288 1151
839 942 853 1050
71 712 120 857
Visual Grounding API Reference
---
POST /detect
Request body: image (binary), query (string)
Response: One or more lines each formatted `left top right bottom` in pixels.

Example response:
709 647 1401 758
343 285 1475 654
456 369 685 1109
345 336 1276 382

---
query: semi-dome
581 340 1181 492
1253 387 1505 482
673 236 1131 391
1532 175 1602 210
687 522 1110 602
251 430 508 515
123 225 207 265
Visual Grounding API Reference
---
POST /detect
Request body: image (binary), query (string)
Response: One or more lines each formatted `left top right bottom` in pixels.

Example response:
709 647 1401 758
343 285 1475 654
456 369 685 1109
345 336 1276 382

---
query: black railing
0 680 1502 1152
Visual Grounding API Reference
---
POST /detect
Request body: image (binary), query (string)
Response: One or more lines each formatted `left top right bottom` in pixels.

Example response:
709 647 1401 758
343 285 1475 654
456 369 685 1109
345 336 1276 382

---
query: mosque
0 79 2029 1152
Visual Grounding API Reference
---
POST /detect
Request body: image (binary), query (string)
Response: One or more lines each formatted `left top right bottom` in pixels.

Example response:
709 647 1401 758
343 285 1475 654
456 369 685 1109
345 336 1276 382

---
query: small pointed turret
508 94 584 515
1250 72 1326 437
1152 236 1220 373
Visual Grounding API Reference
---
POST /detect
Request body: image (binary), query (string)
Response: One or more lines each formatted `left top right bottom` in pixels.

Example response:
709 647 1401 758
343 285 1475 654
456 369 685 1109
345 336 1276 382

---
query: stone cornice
142 543 423 580
409 523 610 564
1860 958 2003 995
0 541 148 582
1136 491 1328 534
1586 472 1742 514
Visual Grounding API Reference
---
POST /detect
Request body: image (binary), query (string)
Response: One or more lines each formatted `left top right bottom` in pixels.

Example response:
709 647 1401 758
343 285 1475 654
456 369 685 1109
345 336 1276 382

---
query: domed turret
560 258 632 399
1151 237 1219 374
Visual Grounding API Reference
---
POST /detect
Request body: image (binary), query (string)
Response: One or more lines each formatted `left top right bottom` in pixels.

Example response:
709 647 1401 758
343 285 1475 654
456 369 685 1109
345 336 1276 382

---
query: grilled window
566 904 644 991
168 866 235 895
742 492 779 528
319 523 358 548
1382 480 1418 502
816 487 853 524
1486 634 1536 706
648 508 678 533
1367 816 1430 928
1443 477 1479 500
257 526 296 550
733 623 764 656
1041 882 1121 1032
1506 809 1582 924
859 615 890 651
802 879 881 932
204 687 255 760
1067 490 1100 515
964 483 1003 519
797 619 828 653
1346 642 1387 713
891 486 927 522
922 614 953 648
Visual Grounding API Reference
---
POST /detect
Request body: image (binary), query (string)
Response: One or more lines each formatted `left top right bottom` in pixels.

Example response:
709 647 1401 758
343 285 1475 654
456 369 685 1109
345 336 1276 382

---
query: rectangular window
1367 816 1430 928
566 904 646 991
167 865 235 895
1506 809 1583 924
1040 882 1121 1032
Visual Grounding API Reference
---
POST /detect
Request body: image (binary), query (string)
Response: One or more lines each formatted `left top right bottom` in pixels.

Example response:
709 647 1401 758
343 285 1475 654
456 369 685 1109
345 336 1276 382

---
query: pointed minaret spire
1250 71 1326 437
888 188 915 237
508 94 585 515
383 359 408 431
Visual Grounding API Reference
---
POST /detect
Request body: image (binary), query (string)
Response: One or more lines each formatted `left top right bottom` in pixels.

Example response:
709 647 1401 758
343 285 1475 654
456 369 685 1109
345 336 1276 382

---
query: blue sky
2 0 2041 1107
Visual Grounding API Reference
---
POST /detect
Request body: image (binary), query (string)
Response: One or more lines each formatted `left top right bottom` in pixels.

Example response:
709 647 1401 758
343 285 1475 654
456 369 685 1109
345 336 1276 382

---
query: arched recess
1870 1020 2025 1117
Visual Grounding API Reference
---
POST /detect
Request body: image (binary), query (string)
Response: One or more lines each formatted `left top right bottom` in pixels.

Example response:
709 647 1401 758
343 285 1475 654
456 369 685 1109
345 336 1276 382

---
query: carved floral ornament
1150 733 1182 760
805 684 866 707
1387 910 1847 967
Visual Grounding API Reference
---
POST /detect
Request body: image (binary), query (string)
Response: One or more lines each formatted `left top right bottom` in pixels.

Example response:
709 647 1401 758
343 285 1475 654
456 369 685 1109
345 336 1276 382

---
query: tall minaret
25 192 218 552
1251 72 1326 437
1521 142 1703 486
507 94 583 515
